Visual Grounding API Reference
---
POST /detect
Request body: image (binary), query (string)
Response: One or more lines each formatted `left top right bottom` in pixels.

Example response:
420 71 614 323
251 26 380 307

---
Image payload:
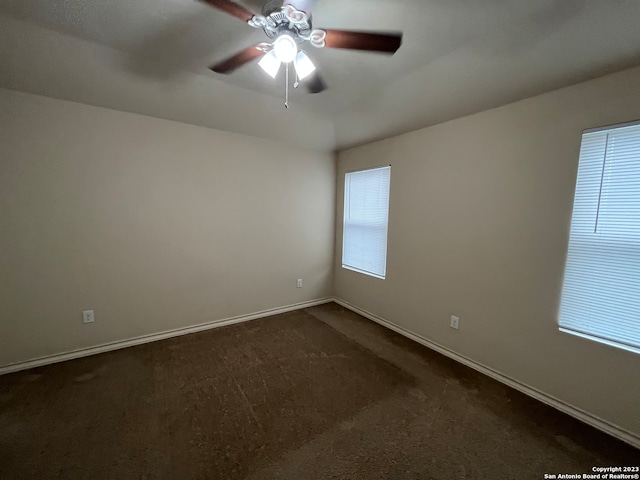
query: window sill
559 327 640 355
341 264 386 280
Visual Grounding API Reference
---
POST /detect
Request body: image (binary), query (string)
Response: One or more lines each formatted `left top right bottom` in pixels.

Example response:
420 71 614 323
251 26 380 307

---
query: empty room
1 0 639 478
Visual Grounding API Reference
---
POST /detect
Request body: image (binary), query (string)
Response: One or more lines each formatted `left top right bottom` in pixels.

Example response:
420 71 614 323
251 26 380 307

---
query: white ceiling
1 0 639 151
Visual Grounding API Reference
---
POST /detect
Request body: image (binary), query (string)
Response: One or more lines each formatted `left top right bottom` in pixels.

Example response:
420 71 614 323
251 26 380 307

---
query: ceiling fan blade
200 0 255 22
323 29 402 54
306 73 327 94
210 45 264 74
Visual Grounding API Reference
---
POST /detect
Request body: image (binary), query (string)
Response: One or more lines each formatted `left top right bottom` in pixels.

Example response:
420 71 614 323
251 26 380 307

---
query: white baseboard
333 297 640 450
3 296 638 449
0 298 333 376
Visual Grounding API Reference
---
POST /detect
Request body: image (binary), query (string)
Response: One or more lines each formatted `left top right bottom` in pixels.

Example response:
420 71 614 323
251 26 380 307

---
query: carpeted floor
0 303 637 479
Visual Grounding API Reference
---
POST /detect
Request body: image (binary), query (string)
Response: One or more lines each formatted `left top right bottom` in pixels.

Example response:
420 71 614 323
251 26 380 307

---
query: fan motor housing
259 1 312 40
261 0 284 16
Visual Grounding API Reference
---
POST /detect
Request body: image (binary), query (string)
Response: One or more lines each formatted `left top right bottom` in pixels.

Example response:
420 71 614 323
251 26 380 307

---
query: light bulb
273 35 297 64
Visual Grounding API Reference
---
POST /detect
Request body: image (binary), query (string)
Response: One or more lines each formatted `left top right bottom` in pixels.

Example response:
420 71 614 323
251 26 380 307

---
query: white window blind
342 166 391 279
559 121 640 353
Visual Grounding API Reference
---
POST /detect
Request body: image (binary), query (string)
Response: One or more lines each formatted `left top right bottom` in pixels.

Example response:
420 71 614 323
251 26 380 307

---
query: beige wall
335 66 640 438
0 88 335 367
3 63 640 439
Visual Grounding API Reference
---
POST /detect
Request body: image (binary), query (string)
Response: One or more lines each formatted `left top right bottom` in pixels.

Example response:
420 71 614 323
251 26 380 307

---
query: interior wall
334 66 640 439
0 88 335 367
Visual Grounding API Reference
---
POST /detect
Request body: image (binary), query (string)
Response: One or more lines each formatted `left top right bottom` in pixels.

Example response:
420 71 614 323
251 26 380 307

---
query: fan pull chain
285 63 290 109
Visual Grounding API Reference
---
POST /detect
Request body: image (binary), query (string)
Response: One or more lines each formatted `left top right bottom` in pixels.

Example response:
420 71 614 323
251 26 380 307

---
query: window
342 166 391 279
559 121 640 353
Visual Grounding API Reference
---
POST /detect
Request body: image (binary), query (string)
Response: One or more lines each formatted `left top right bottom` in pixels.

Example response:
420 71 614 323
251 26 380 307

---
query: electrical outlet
297 279 303 288
450 315 459 330
83 310 95 324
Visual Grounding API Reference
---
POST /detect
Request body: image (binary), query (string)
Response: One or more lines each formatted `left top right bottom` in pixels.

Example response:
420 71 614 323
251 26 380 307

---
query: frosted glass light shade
273 35 297 63
258 50 281 78
294 51 316 80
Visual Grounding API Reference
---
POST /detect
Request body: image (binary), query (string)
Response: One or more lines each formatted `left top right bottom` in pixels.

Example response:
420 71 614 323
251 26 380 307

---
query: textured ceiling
1 0 640 151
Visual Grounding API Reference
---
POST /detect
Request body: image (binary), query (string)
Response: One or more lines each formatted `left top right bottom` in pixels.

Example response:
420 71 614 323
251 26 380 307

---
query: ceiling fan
202 0 403 105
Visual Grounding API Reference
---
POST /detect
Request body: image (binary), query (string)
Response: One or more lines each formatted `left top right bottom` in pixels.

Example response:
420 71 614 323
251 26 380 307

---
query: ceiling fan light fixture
294 51 316 80
273 34 298 63
258 50 281 78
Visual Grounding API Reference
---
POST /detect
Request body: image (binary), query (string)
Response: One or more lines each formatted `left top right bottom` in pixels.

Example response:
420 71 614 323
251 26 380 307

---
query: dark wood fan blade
306 72 327 94
210 45 264 74
324 29 402 54
200 0 255 22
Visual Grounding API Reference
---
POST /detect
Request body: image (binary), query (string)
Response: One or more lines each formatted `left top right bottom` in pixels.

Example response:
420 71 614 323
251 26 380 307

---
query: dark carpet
0 303 637 479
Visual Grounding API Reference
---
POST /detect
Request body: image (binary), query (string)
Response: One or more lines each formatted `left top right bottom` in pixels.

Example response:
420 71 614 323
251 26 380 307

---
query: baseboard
0 298 333 376
333 297 640 450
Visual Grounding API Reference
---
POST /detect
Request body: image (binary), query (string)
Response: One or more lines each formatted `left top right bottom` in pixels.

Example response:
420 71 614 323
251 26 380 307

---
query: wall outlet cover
83 310 95 324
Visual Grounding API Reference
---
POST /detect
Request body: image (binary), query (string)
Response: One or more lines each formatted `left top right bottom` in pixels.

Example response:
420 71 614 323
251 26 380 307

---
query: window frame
558 119 640 355
341 165 391 280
